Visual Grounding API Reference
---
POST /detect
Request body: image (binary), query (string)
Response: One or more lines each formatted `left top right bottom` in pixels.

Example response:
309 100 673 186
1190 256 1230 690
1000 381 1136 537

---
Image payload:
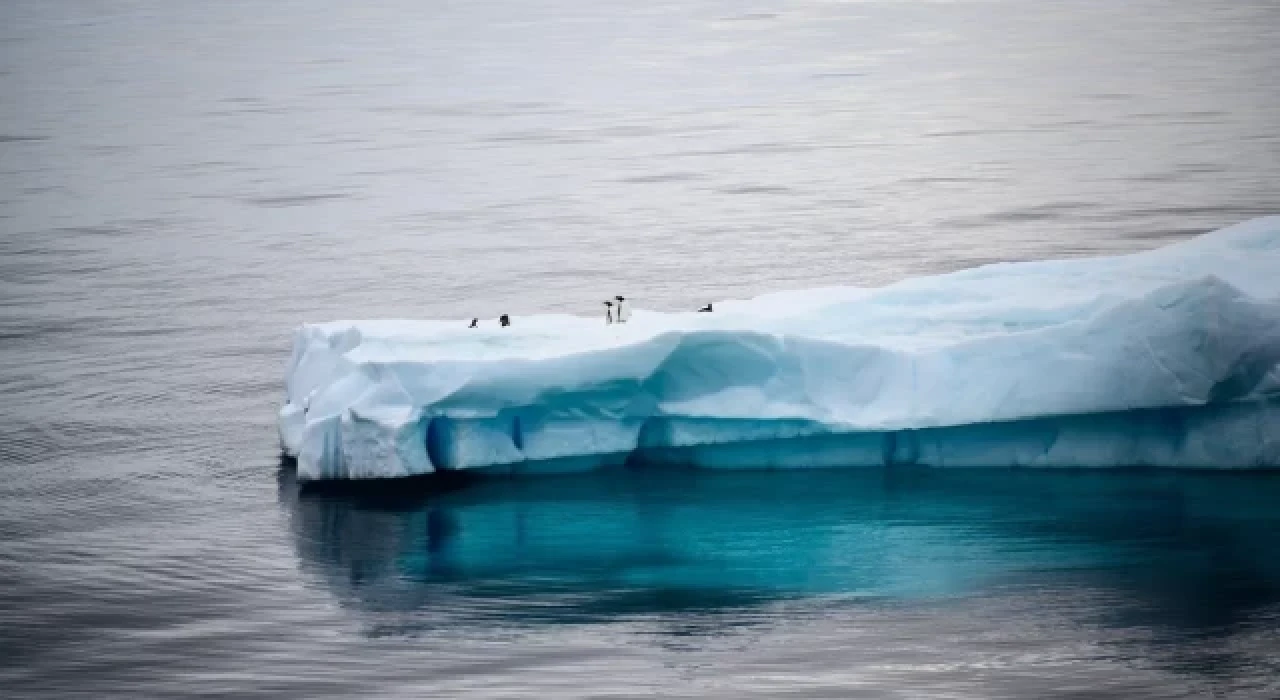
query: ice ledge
279 217 1280 480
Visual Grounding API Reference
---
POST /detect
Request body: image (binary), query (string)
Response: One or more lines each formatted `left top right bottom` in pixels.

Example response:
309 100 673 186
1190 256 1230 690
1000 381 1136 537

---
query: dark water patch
344 165 430 178
718 185 795 195
0 134 47 143
1128 110 1232 122
810 198 868 209
191 341 290 362
96 325 190 339
0 430 63 467
369 101 564 118
1040 118 1102 129
204 106 292 117
584 124 665 140
0 317 96 342
168 159 243 173
479 129 592 145
659 121 739 136
923 127 1042 138
898 175 1002 186
1179 163 1229 174
1128 163 1229 184
30 261 116 277
671 142 824 157
1123 226 1214 242
947 201 1097 228
1128 171 1192 184
618 172 704 184
50 224 130 238
0 371 61 396
246 193 352 208
1111 205 1279 222
32 219 180 244
925 255 1022 272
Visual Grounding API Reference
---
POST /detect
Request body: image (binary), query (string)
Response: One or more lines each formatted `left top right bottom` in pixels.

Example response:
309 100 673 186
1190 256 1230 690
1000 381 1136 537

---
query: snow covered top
281 217 1280 480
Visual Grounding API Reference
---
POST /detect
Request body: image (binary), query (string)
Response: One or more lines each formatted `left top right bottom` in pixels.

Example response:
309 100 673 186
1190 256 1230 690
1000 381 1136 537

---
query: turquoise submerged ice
280 217 1280 481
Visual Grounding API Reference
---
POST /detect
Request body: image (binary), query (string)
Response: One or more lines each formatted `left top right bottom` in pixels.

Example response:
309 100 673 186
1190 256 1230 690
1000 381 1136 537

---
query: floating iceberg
280 217 1280 481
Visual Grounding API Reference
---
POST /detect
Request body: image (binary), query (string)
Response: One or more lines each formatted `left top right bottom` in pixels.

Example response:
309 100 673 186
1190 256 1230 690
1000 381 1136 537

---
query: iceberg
280 217 1280 481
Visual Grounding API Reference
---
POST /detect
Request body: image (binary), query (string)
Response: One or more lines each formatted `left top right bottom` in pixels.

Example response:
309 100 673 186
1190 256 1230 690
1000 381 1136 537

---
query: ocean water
2 0 1279 697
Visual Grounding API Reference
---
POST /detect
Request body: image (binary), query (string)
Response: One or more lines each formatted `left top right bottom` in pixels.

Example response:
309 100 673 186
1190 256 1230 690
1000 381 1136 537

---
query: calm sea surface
2 1 1279 697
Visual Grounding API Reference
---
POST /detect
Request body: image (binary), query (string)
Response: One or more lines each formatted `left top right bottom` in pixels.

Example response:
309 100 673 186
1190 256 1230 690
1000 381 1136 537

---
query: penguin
468 318 478 328
698 303 713 313
499 314 510 327
603 301 614 325
614 295 630 323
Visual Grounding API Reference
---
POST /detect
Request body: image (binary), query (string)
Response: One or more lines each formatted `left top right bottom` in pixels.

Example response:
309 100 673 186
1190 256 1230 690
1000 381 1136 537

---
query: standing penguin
614 296 630 323
603 301 614 325
499 314 511 327
468 318 478 328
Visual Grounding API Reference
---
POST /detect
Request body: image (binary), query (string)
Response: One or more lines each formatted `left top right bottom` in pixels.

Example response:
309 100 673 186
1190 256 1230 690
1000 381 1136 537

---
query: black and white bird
614 296 630 323
468 318 478 328
698 303 713 313
603 301 614 324
499 314 511 327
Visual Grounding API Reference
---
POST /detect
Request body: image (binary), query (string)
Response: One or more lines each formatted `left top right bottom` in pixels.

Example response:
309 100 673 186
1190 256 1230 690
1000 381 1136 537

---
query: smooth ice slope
280 217 1280 480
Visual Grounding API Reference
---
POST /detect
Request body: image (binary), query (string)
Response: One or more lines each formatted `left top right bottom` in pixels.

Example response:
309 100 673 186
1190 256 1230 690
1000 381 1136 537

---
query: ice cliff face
280 217 1280 480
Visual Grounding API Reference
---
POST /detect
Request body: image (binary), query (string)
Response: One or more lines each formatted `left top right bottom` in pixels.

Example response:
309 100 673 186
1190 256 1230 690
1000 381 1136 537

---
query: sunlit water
2 0 1279 697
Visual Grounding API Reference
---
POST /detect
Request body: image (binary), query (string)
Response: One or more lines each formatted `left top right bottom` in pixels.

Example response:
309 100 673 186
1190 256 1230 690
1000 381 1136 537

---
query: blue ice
280 217 1280 481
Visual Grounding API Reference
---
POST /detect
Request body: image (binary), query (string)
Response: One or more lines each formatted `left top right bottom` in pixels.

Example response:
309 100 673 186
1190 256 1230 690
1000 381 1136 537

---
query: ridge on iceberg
280 217 1280 481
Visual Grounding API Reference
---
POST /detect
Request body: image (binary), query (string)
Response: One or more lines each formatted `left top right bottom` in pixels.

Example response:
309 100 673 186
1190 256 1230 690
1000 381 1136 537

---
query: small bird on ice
468 318 478 328
603 301 614 325
499 314 511 327
698 303 713 313
614 296 630 323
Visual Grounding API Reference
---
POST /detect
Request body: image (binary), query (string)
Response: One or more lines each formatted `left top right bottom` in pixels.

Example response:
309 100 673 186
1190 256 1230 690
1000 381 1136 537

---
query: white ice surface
281 217 1280 480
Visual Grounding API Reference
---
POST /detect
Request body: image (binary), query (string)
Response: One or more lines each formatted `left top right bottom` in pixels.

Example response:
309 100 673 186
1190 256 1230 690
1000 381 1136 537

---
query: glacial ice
280 217 1280 481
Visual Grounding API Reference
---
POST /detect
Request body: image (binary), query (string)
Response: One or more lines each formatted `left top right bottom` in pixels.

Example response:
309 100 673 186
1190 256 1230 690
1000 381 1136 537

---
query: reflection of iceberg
281 467 1280 632
280 217 1280 480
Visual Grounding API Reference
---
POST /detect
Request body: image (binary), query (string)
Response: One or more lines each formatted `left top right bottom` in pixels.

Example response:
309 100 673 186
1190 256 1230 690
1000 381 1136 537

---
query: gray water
2 0 1279 697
